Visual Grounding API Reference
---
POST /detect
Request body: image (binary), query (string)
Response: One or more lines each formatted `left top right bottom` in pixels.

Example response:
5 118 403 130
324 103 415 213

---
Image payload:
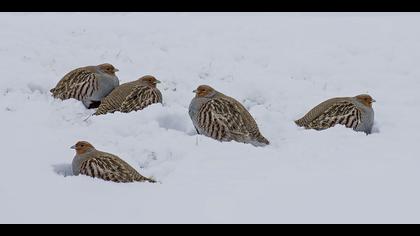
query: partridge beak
155 80 161 84
70 145 76 149
193 89 197 93
372 99 376 102
114 68 119 72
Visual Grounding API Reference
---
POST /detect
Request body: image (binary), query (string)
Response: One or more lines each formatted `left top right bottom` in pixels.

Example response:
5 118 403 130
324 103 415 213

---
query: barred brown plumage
94 75 162 115
50 63 120 109
189 85 269 146
295 94 375 134
71 141 156 183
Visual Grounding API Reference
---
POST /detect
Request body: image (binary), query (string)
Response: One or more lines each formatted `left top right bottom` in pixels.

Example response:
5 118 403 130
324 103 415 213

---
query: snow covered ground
1 12 420 223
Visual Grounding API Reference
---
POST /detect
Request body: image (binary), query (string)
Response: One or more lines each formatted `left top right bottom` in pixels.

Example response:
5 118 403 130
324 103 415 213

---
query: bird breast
189 97 210 121
95 74 119 98
72 154 87 176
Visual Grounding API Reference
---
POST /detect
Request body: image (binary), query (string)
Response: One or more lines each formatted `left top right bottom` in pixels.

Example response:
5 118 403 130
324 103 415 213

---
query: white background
0 13 419 223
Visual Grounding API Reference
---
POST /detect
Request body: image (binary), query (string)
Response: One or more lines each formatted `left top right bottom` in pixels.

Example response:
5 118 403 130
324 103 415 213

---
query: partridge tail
258 136 270 145
251 133 270 146
135 174 157 183
294 118 305 127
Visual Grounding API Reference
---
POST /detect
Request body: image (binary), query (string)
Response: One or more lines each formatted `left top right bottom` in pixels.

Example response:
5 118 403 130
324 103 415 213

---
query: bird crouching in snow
189 85 270 147
295 94 375 134
50 63 120 109
71 141 156 183
94 75 162 115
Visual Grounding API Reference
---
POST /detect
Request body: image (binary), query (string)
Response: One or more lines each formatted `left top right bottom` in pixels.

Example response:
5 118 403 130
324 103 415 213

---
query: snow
1 12 420 223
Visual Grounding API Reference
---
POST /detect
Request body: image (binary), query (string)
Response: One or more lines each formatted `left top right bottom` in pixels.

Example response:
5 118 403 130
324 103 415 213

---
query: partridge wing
120 85 162 113
197 97 250 141
80 155 133 183
52 68 98 101
307 101 362 130
95 82 137 115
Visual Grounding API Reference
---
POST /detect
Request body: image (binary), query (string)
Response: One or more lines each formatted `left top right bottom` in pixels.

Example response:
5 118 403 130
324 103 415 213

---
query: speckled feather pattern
120 85 162 113
189 89 269 146
74 149 155 183
51 67 99 100
50 65 119 108
94 79 162 115
295 96 374 134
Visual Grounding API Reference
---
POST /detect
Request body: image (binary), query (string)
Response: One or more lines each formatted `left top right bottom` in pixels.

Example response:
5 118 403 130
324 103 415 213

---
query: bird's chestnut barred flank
94 75 162 116
50 63 120 109
295 94 376 134
189 85 270 147
71 141 156 183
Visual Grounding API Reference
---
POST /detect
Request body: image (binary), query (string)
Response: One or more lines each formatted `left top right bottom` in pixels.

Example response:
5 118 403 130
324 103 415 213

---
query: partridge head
141 75 161 88
71 141 95 155
193 85 217 98
97 63 119 76
355 94 376 107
